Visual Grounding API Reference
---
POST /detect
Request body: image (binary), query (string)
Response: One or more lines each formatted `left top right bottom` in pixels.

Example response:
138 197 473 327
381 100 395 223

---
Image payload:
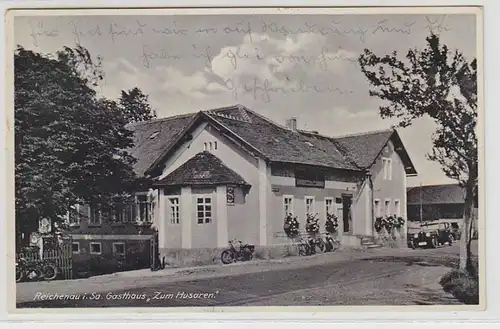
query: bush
439 269 479 304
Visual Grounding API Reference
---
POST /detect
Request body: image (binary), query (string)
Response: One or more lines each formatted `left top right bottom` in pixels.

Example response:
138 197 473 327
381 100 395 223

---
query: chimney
285 117 297 132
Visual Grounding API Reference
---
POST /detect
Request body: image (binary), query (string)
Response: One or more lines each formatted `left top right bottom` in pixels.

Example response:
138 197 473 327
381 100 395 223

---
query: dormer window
149 131 160 140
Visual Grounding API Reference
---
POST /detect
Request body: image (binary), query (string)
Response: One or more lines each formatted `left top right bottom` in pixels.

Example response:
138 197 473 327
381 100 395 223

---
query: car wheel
430 236 438 248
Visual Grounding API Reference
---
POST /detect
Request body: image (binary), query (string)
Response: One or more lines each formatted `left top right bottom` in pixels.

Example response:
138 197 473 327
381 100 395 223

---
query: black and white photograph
7 6 482 310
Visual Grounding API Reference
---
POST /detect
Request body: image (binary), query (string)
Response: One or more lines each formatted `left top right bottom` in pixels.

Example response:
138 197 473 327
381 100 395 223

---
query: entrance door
342 195 353 233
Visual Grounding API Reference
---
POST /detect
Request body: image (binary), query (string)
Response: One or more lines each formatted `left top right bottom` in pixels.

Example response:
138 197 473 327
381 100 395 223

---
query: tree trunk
459 175 476 274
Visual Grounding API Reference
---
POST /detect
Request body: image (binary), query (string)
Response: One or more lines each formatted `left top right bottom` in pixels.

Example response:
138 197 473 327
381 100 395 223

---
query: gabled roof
154 151 249 187
207 106 359 170
333 129 417 175
407 184 465 205
126 104 417 178
126 113 195 177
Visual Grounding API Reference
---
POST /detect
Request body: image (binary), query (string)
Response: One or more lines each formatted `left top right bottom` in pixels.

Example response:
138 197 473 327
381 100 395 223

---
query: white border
1 0 497 325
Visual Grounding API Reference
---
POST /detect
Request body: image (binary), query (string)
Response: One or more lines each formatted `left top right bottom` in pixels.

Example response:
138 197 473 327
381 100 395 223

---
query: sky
12 11 478 187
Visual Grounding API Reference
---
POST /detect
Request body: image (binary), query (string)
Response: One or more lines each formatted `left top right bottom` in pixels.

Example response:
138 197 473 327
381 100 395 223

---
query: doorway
342 195 353 233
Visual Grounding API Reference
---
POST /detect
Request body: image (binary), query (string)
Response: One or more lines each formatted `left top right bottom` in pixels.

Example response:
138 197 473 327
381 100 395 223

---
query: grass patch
439 268 479 304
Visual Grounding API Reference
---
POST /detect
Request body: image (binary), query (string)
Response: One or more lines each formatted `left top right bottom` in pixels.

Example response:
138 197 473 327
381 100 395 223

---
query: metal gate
16 238 73 280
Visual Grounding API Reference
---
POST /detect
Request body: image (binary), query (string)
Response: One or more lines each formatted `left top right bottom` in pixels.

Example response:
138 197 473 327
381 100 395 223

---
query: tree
119 87 157 124
358 34 477 274
14 45 153 246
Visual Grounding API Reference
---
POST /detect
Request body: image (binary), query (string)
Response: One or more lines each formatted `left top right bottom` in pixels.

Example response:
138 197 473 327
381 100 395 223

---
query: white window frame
89 242 102 255
283 195 294 217
394 199 401 217
203 142 208 151
196 195 213 224
384 198 391 217
136 193 151 222
72 242 80 254
325 197 334 216
112 242 126 256
388 158 392 180
305 196 315 216
382 157 393 180
374 199 381 217
89 207 102 225
68 204 81 225
169 197 180 224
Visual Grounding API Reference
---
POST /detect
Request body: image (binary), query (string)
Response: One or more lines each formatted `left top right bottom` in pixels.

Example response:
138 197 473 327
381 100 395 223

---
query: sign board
295 178 325 188
226 186 235 205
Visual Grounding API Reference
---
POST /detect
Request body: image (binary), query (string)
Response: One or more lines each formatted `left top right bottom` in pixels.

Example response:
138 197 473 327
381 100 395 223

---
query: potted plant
305 213 320 235
325 212 339 234
283 213 300 238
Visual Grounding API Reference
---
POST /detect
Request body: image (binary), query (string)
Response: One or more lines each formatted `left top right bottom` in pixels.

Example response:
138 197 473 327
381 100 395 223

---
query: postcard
4 5 484 314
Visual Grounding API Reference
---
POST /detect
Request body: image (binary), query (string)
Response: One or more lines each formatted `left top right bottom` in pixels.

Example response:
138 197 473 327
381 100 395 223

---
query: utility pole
419 181 423 224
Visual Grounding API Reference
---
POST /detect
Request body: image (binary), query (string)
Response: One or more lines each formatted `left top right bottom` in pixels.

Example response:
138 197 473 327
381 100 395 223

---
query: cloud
210 32 359 91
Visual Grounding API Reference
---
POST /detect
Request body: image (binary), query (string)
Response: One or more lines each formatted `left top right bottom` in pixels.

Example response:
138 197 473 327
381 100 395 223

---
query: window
385 199 391 216
89 207 101 225
394 200 401 217
305 196 315 215
382 158 392 180
374 199 381 217
72 242 80 254
283 195 294 217
169 197 180 224
90 242 101 255
197 197 212 224
68 204 80 225
112 242 125 256
335 197 342 204
204 141 218 151
325 198 334 215
113 204 134 223
137 195 150 222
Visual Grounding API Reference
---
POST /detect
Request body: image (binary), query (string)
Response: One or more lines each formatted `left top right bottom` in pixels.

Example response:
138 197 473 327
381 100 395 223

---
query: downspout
366 170 374 236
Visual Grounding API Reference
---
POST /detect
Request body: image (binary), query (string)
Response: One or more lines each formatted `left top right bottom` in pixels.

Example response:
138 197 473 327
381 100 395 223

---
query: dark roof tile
407 184 465 204
127 104 416 177
154 151 249 187
126 114 195 176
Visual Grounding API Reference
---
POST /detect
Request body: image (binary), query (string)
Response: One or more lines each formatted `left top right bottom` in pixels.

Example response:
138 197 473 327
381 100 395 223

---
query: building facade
407 184 479 233
65 104 417 267
123 105 417 260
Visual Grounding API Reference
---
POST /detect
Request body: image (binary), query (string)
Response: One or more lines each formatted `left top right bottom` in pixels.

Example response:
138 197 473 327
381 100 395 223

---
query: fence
16 243 73 280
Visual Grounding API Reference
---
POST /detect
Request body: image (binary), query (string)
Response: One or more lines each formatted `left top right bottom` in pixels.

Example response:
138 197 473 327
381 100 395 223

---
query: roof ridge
332 128 395 139
126 112 195 128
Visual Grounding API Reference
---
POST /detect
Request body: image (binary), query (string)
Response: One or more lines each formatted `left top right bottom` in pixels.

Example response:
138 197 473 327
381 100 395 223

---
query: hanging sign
226 186 235 205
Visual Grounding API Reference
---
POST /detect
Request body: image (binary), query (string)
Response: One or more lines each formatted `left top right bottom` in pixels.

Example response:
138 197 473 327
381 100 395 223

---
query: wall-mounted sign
226 186 235 205
295 179 325 188
272 187 280 193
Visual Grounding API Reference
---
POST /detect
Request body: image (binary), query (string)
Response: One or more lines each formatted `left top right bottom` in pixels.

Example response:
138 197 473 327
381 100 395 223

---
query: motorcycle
324 233 340 252
16 258 59 282
221 239 255 264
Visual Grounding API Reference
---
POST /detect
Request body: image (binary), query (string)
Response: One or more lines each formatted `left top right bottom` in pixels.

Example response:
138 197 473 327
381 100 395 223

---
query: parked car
408 222 453 249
